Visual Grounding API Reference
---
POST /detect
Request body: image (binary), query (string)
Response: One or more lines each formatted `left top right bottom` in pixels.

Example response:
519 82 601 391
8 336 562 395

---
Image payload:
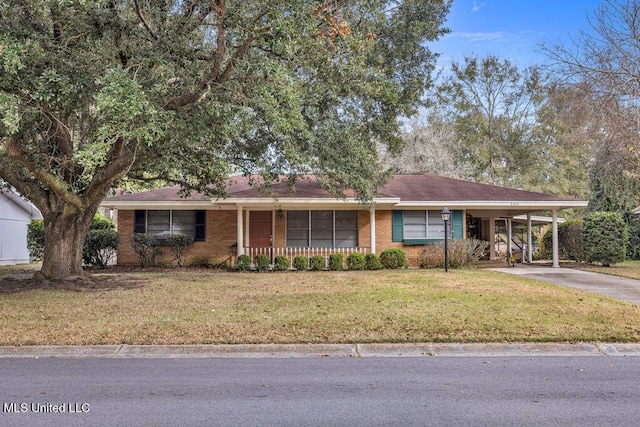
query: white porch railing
244 246 370 269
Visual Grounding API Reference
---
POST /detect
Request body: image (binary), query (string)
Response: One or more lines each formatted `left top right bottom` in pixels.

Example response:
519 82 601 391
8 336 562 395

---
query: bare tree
382 115 471 178
433 55 549 189
542 0 640 167
541 0 640 222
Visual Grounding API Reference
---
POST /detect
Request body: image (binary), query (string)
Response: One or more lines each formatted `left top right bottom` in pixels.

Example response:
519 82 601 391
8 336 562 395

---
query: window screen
286 211 309 247
286 210 358 247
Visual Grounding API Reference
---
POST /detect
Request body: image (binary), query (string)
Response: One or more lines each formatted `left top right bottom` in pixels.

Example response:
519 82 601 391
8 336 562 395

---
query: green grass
576 260 640 280
0 267 639 345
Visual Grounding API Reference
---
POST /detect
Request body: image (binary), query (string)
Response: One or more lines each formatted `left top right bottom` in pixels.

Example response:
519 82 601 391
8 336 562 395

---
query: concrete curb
1 343 640 359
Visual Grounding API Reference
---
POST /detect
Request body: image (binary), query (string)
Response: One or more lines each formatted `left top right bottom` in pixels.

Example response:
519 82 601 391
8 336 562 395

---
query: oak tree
0 0 451 280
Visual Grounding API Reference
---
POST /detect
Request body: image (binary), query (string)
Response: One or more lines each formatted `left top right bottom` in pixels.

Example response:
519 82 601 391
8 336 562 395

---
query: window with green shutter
392 209 463 244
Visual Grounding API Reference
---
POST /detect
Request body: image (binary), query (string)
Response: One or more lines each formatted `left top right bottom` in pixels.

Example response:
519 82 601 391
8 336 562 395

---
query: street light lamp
441 207 451 272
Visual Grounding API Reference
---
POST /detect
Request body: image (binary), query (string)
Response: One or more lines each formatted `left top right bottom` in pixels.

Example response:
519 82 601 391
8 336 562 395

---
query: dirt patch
0 271 147 294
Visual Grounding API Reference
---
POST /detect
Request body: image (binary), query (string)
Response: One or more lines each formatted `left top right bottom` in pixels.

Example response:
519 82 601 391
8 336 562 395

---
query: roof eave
100 200 212 210
393 200 589 210
101 197 402 210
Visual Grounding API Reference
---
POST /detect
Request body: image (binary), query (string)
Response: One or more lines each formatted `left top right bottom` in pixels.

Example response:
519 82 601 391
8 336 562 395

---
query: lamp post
441 207 451 272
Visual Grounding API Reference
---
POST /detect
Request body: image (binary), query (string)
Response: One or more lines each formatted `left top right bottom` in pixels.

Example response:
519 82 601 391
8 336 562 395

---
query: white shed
0 189 42 265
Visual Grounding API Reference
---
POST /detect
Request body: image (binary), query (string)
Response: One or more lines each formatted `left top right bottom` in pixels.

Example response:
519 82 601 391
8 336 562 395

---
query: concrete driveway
489 264 640 305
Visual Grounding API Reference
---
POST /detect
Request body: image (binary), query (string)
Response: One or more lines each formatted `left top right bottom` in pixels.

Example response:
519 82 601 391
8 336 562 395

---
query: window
403 210 445 240
335 211 358 247
286 210 358 247
311 210 333 247
286 211 309 247
134 210 206 242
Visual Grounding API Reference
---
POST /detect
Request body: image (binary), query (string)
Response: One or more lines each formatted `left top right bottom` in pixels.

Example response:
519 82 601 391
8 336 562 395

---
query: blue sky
431 0 604 68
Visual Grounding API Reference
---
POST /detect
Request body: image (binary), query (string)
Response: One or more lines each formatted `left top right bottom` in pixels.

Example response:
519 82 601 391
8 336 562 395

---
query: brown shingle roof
104 174 580 203
379 174 578 202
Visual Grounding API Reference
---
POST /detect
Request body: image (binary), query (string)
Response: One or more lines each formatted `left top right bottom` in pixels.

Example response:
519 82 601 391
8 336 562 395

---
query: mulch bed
0 267 147 294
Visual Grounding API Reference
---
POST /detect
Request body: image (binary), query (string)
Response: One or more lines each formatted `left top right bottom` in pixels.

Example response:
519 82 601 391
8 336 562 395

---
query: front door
249 211 273 247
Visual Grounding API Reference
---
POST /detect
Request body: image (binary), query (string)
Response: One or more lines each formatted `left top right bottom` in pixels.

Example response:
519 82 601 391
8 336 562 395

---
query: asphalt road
2 356 640 426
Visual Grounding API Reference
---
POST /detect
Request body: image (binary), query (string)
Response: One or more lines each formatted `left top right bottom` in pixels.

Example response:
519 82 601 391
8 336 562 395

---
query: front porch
235 207 378 262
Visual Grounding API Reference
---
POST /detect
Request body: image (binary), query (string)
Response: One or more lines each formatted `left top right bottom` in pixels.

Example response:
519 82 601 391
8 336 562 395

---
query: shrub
626 214 640 260
27 220 44 261
309 255 325 271
347 252 365 270
379 249 407 269
255 254 270 272
273 256 290 271
293 255 308 271
83 229 120 268
29 215 119 265
131 233 160 267
364 253 383 270
90 214 116 230
328 254 344 271
166 234 194 267
466 239 489 264
419 239 488 269
236 254 251 271
190 256 212 268
583 211 628 266
542 220 585 261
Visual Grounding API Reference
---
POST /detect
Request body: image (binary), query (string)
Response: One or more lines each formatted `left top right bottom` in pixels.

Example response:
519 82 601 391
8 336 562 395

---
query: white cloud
472 1 486 12
449 31 508 42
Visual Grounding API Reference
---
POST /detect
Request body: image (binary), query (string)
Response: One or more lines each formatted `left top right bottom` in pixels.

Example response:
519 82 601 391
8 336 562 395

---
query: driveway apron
489 264 640 305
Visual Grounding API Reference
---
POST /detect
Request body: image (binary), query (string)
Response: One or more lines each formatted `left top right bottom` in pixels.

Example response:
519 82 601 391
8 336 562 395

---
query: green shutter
452 210 463 240
392 210 403 242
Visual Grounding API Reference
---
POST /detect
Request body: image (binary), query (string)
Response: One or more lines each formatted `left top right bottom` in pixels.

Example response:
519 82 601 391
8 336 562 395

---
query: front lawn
575 260 640 281
0 267 638 345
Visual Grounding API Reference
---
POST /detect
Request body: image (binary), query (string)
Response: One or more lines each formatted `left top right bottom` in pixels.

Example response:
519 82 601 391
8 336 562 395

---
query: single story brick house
101 174 588 268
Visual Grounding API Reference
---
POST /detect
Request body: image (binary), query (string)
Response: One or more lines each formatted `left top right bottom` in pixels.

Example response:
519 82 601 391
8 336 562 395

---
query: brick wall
116 208 427 267
374 210 425 266
358 210 370 248
116 210 238 266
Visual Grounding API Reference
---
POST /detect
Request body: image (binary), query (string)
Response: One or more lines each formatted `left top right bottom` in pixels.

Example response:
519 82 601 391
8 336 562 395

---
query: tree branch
210 0 227 81
133 0 157 40
86 144 138 203
219 35 257 84
5 137 85 211
0 156 49 209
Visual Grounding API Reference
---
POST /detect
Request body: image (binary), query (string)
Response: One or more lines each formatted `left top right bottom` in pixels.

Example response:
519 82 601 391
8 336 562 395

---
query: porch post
552 209 560 268
245 209 250 248
489 217 496 260
527 214 533 264
370 208 376 254
236 205 244 256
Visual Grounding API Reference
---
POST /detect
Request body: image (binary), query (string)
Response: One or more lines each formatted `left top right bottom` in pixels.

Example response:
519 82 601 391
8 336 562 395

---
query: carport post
552 209 559 268
527 215 532 264
507 218 512 258
489 217 496 260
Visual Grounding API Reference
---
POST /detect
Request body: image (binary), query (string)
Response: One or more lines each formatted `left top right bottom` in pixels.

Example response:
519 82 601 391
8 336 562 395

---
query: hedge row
235 249 408 271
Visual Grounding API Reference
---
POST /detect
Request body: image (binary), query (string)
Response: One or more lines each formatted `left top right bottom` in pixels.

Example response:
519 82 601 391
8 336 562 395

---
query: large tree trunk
37 208 97 281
